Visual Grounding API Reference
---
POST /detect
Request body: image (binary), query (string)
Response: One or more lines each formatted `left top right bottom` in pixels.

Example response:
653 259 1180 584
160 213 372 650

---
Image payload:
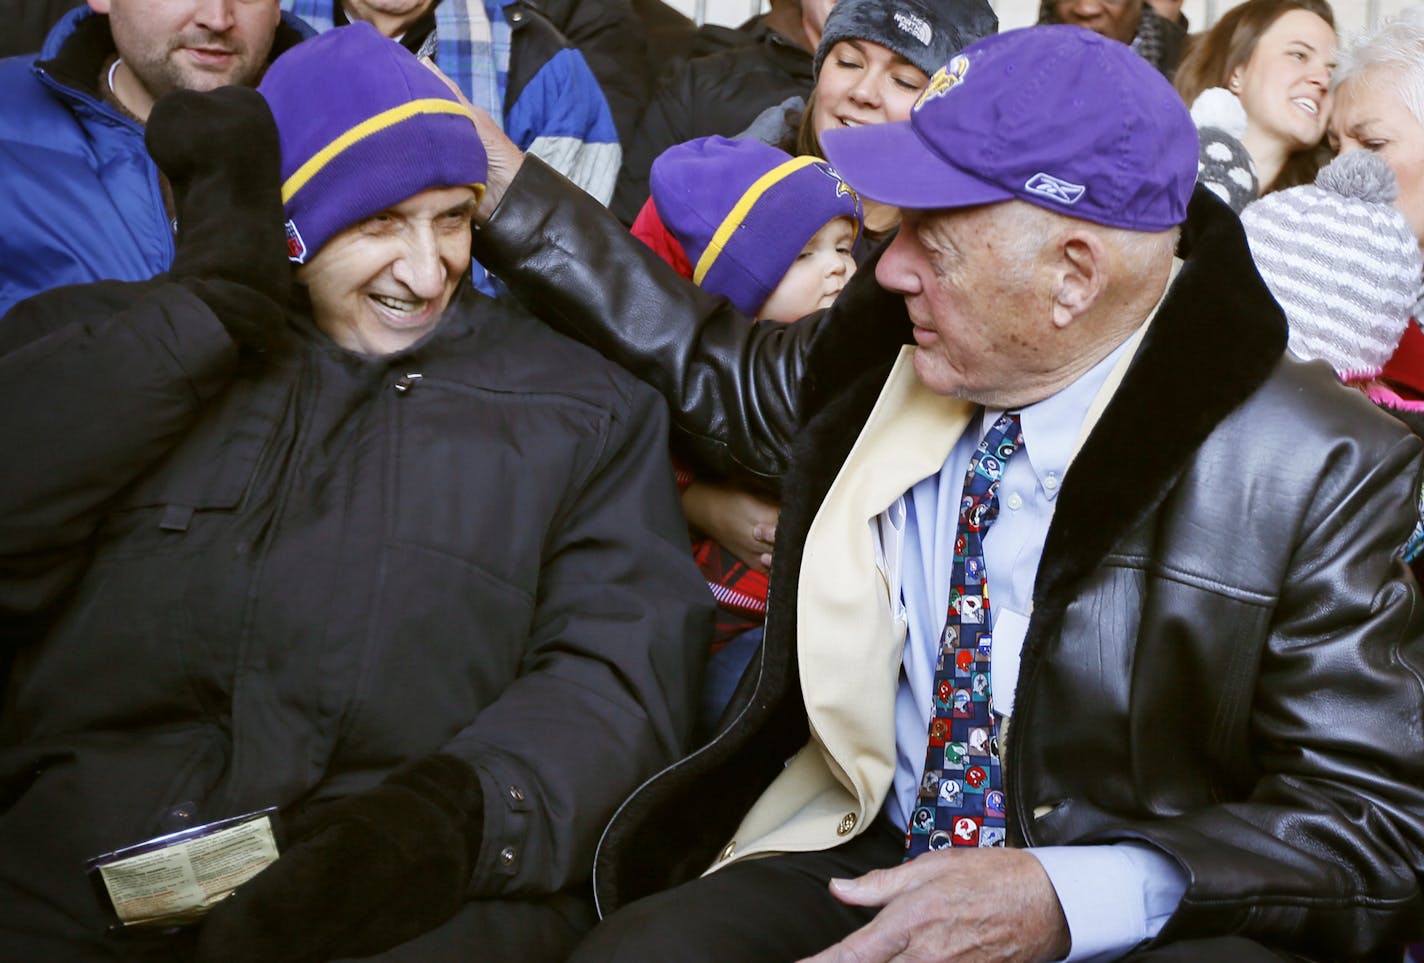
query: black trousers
570 817 903 963
570 817 1302 963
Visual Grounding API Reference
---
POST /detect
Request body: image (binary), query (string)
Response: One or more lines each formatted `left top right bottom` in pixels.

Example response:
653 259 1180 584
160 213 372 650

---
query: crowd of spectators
2 0 1424 960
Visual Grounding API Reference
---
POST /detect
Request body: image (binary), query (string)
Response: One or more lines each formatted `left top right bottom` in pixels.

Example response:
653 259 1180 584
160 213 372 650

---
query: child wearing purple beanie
634 135 863 321
631 135 864 728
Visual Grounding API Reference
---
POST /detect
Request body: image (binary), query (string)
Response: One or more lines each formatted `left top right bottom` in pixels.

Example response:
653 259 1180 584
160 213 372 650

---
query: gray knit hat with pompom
1241 151 1422 379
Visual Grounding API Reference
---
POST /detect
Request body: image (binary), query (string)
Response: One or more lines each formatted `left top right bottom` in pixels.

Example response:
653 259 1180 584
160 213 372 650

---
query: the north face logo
894 10 932 46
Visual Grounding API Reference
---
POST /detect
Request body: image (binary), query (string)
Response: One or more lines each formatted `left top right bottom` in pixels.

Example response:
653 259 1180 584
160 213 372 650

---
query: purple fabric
651 136 862 317
258 23 488 262
821 25 1197 232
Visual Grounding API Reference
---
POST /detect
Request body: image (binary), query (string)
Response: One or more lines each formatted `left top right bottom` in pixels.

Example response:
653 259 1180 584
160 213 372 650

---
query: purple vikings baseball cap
820 25 1199 232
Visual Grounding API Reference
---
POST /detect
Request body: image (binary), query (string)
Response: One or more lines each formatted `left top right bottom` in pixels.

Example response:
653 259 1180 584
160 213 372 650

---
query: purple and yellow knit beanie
257 22 487 264
650 136 863 316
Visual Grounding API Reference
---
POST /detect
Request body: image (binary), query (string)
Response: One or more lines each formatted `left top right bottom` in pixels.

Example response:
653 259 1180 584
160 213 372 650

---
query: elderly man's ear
1049 230 1110 330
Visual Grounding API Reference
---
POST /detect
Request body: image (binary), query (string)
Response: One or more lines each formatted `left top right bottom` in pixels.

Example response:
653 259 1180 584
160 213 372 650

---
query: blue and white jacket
0 8 311 318
283 0 620 204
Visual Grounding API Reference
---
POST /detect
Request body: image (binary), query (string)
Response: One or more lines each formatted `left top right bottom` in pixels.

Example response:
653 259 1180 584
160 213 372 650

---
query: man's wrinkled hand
799 847 1070 963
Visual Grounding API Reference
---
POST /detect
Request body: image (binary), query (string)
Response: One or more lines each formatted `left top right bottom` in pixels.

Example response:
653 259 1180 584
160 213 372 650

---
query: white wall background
677 0 1416 45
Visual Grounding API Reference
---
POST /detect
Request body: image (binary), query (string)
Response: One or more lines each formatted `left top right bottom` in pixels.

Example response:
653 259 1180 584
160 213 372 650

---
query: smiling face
1331 70 1424 250
91 0 280 121
812 39 930 135
299 185 479 356
1230 9 1337 153
758 216 858 322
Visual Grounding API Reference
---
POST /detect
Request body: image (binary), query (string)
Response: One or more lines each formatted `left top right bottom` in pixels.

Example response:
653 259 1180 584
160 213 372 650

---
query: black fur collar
803 188 1285 619
795 186 1286 759
1019 190 1286 678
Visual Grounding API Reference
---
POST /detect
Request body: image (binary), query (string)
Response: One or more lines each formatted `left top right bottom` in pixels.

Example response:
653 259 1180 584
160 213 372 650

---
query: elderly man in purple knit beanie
0 22 711 963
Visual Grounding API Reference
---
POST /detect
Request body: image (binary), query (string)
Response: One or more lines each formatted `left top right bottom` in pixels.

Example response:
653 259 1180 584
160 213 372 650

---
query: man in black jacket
0 23 710 963
469 23 1424 963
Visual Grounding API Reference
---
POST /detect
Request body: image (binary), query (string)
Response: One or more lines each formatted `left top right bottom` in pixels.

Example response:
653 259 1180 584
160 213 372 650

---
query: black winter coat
478 159 1424 959
0 277 713 958
609 17 814 225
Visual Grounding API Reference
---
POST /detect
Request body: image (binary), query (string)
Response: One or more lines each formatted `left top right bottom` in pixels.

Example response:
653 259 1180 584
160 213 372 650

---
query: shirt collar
982 337 1134 503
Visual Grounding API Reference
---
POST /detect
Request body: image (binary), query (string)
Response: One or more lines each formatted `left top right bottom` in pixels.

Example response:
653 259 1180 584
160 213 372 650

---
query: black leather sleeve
475 156 824 488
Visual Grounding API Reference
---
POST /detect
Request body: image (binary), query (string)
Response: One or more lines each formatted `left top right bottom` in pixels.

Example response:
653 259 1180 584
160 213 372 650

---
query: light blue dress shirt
885 339 1187 961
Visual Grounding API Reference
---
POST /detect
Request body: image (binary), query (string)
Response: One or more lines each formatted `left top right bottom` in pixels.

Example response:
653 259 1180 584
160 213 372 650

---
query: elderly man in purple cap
0 22 711 962
464 21 1424 963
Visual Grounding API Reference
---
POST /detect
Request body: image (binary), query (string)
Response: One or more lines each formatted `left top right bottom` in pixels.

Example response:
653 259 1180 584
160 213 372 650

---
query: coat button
719 840 736 861
508 785 525 802
499 845 518 866
837 812 857 836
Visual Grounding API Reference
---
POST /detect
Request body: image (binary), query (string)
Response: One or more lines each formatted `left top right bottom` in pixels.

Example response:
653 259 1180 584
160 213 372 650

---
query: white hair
1003 202 1178 275
1334 5 1424 129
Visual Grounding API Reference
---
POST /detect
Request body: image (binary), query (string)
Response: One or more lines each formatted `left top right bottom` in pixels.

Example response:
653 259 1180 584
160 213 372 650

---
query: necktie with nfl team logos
905 411 1023 859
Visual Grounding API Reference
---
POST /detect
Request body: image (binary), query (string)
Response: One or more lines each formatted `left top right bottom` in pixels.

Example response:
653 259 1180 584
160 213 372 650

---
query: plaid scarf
284 0 508 128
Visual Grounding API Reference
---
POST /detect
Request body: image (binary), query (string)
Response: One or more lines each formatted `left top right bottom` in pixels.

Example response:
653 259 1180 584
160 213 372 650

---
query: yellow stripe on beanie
281 98 477 204
692 154 826 286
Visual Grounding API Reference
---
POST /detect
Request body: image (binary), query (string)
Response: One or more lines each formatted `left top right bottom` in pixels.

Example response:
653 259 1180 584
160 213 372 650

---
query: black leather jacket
478 159 1424 958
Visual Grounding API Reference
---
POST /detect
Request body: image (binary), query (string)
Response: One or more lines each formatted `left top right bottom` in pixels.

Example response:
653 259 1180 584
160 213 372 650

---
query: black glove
195 754 485 963
144 86 290 349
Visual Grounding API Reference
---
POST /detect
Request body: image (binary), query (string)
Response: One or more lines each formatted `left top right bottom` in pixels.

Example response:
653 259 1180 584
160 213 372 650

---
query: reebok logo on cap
1024 173 1085 205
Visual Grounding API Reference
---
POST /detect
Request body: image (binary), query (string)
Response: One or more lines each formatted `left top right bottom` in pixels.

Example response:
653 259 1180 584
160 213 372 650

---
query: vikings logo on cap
815 161 859 205
915 54 970 112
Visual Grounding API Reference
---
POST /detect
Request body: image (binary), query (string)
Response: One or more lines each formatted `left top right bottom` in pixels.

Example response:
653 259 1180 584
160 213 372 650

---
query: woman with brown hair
738 0 996 245
1175 0 1336 206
